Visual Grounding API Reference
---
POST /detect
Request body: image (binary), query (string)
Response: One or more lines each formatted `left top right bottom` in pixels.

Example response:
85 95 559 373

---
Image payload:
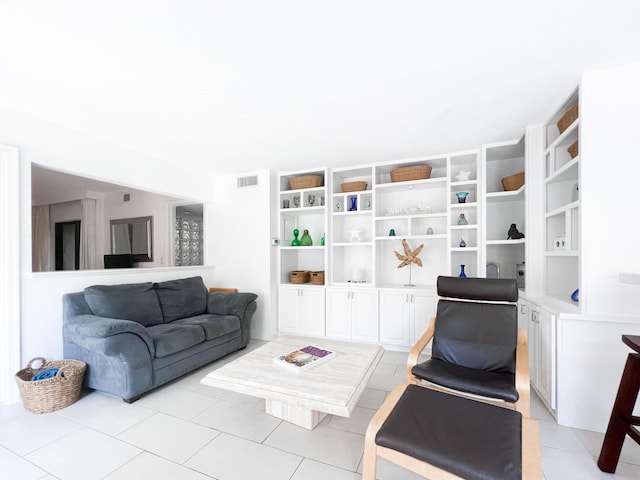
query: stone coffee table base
201 336 384 430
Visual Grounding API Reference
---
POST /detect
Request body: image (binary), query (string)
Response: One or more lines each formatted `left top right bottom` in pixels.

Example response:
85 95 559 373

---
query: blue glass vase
349 196 358 211
459 265 467 278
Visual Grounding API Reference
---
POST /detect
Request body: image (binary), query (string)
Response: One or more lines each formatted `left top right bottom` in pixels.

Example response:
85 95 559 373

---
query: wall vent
237 175 258 188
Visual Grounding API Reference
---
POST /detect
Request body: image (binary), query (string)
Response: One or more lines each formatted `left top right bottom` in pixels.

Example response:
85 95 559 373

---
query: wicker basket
341 181 368 192
15 357 86 414
557 104 579 134
290 175 323 190
310 271 325 285
289 270 311 284
501 172 525 191
390 165 432 183
567 140 579 159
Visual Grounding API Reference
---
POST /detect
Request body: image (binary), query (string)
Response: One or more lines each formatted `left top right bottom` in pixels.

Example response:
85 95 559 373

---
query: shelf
451 180 478 188
451 247 478 252
280 245 325 251
333 210 373 216
544 119 580 155
545 157 579 184
486 239 526 245
545 201 579 218
545 250 579 257
486 186 525 203
375 234 447 241
451 224 478 230
375 212 446 221
333 242 373 247
450 202 478 209
280 206 326 213
374 176 447 193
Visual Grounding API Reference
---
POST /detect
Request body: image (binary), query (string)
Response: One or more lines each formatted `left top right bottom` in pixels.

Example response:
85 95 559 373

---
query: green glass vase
301 229 313 246
291 228 301 246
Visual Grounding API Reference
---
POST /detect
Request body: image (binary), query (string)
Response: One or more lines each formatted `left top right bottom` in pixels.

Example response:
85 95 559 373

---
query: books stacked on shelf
274 345 335 372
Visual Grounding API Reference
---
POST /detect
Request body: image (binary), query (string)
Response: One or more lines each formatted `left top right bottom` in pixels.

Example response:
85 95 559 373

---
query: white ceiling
2 1 640 176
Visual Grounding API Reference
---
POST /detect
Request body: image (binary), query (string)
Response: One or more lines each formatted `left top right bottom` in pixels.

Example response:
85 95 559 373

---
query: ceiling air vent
237 175 258 188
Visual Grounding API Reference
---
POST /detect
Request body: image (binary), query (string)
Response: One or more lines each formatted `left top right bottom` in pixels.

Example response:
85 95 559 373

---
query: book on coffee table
274 345 335 372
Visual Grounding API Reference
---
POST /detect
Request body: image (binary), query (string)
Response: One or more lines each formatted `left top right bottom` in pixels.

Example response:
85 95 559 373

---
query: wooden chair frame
363 384 542 480
407 317 531 417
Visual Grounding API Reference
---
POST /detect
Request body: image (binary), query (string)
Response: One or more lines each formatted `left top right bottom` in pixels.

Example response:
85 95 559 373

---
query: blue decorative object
459 237 466 247
31 368 59 381
571 288 579 302
349 196 358 211
459 265 467 278
456 192 469 203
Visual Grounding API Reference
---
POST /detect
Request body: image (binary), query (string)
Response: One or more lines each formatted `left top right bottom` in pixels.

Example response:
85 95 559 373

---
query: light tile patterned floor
2 341 640 479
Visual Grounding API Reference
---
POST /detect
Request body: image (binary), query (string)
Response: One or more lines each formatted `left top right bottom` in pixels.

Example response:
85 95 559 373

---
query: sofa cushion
147 324 205 358
172 314 240 341
154 276 208 322
84 282 164 327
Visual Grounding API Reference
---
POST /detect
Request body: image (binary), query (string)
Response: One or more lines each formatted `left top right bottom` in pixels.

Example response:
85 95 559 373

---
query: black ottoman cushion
375 385 522 480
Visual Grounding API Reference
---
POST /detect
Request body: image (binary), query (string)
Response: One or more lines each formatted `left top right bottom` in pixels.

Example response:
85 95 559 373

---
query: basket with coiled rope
15 357 86 413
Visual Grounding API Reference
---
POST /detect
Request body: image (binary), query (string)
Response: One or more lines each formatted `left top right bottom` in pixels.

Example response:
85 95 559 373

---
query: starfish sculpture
394 239 424 268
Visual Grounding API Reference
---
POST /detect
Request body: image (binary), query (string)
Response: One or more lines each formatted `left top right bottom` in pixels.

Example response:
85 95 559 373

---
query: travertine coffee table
201 336 384 430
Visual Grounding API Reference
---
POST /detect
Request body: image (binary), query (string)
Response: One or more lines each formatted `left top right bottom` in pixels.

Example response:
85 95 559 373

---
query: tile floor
2 341 640 480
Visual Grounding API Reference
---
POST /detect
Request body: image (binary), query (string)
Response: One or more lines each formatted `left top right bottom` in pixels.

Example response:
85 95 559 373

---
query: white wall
210 170 278 341
581 63 640 317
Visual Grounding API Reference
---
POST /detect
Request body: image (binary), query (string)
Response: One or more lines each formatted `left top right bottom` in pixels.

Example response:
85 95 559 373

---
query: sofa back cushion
154 276 208 322
84 282 164 327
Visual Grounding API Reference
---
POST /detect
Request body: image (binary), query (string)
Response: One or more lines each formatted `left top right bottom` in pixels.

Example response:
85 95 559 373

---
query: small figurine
348 227 363 242
507 224 525 240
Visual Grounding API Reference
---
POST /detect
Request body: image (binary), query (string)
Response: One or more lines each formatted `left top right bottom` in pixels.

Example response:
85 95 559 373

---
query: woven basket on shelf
390 165 432 183
289 175 322 190
340 181 368 192
567 140 579 159
289 270 311 284
15 357 86 414
310 271 325 285
501 172 525 191
557 104 579 134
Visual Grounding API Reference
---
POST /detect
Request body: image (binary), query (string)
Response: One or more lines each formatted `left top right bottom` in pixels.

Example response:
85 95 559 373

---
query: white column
0 144 21 404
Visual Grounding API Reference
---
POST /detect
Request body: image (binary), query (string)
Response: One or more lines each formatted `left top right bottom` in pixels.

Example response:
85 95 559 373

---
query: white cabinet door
379 291 413 348
351 289 379 343
537 308 557 409
527 303 540 393
298 287 326 337
325 288 352 340
278 286 325 337
326 288 379 343
412 294 436 345
278 286 300 334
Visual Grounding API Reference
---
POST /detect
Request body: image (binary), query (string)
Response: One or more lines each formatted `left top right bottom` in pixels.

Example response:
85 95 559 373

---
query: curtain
79 198 97 270
175 215 203 266
31 205 51 271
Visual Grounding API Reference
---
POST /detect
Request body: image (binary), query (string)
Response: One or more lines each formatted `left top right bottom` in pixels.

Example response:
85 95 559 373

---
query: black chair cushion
376 385 522 480
437 276 518 302
433 299 518 374
412 358 519 402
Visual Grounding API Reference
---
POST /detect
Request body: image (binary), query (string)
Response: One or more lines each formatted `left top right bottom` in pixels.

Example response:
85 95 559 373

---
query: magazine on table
273 345 335 372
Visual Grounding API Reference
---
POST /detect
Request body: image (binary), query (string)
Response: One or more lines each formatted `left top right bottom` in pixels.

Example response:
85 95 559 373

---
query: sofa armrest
207 292 257 317
207 292 258 347
64 314 155 357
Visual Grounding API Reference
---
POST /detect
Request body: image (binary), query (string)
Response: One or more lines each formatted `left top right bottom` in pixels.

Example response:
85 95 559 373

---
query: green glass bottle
291 228 301 246
301 229 313 246
321 233 325 246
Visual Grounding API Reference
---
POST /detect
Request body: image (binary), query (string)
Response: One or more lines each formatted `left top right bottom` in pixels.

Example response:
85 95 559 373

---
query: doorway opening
55 220 80 270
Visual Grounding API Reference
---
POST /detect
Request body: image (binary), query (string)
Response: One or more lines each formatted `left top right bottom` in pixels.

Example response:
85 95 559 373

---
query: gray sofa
62 276 257 402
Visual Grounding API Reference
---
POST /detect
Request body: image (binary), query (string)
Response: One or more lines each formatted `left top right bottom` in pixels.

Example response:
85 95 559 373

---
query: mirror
110 216 153 262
